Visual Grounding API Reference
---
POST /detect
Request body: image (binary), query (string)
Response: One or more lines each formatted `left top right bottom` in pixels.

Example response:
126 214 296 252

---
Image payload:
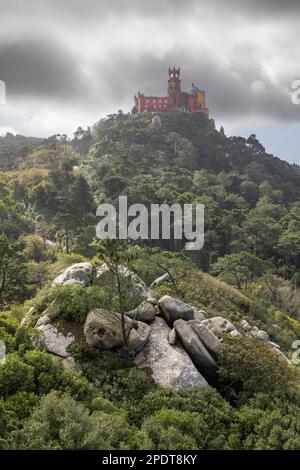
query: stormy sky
0 0 300 163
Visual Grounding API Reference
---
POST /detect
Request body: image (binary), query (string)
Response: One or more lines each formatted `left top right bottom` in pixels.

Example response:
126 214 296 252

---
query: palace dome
187 85 199 96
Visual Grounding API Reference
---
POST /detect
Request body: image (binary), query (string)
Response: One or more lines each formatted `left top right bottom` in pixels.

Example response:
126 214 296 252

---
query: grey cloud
1 33 299 123
0 39 89 101
94 51 300 123
1 0 197 23
0 0 300 142
2 0 300 22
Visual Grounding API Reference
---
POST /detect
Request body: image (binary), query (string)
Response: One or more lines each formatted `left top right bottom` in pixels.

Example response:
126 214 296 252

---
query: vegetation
1 111 300 449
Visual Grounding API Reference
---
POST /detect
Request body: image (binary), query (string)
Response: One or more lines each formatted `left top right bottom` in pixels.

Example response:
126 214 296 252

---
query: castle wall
133 69 209 115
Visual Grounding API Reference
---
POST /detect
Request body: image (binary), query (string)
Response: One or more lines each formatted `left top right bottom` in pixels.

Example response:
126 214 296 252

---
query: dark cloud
1 0 197 24
3 0 300 22
0 0 300 145
0 39 89 101
233 0 300 15
1 37 299 122
95 51 300 123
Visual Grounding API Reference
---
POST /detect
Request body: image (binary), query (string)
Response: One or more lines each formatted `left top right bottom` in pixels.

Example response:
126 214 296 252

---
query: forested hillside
1 111 300 450
0 133 46 171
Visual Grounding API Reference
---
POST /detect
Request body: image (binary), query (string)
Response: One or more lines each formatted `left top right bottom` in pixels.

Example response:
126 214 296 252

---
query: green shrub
0 314 19 352
23 350 65 395
0 350 93 404
0 312 34 355
0 400 18 449
231 394 300 449
14 391 150 450
5 391 39 421
127 388 175 426
0 353 35 397
218 335 296 404
135 387 233 450
35 284 110 323
142 408 216 450
94 368 154 407
142 411 198 450
90 395 119 414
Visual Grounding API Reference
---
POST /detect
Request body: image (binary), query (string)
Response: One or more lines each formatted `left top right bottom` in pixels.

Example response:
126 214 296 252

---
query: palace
132 67 209 116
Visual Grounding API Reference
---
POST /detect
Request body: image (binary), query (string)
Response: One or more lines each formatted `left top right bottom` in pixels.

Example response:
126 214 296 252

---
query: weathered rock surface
168 328 177 345
63 279 86 286
270 345 290 362
269 341 281 349
201 316 238 339
33 317 75 358
193 309 207 321
52 262 92 287
174 319 217 382
84 308 150 352
255 330 270 342
240 320 269 342
228 329 241 337
45 239 57 249
134 317 208 388
20 306 35 327
188 320 222 358
150 272 170 289
84 309 130 349
240 319 252 332
128 321 151 352
125 300 156 323
36 314 51 327
147 297 158 306
158 295 194 325
96 264 149 305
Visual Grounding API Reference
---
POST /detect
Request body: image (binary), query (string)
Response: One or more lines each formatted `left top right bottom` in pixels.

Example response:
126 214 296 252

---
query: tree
211 251 264 289
70 174 94 221
0 235 28 305
95 240 137 349
53 213 79 254
20 234 45 262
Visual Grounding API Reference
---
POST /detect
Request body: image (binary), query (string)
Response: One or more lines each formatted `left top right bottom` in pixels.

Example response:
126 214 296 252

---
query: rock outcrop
20 306 35 327
168 328 177 345
174 319 217 382
96 264 150 305
188 320 222 358
134 317 208 388
52 262 92 287
193 309 207 321
125 300 156 323
31 267 291 389
150 272 170 289
201 316 239 339
158 295 195 325
33 315 75 359
83 308 151 352
240 320 269 341
240 319 290 362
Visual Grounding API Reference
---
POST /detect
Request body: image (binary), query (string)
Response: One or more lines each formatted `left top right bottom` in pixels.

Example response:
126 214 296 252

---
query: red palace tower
132 67 209 116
